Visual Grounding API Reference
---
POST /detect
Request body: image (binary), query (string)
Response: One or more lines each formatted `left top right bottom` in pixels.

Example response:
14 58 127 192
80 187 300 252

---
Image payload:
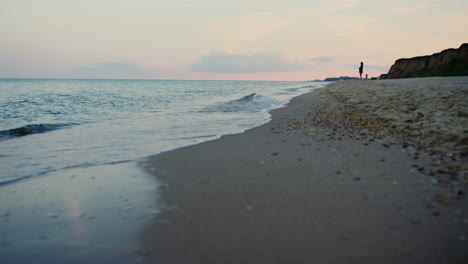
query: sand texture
311 77 467 190
142 77 468 263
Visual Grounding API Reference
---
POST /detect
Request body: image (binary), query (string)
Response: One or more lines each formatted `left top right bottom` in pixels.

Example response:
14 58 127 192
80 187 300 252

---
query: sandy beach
142 77 468 263
1 77 467 264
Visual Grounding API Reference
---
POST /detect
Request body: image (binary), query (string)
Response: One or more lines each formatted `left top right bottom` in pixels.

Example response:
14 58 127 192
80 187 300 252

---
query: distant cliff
387 43 468 79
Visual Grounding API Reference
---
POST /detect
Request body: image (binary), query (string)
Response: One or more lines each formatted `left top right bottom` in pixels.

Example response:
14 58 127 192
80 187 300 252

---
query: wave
201 93 284 113
301 84 322 88
0 123 77 140
284 87 300 92
0 176 31 186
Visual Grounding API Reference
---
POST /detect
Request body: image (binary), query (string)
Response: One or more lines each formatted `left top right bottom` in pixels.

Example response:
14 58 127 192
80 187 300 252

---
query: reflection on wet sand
66 198 88 246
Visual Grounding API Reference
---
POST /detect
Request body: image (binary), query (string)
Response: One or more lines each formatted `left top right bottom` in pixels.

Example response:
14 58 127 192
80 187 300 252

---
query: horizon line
0 77 319 82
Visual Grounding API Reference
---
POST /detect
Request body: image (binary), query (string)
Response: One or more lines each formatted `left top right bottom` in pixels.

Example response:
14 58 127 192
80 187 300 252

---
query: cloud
69 61 157 79
309 56 336 64
188 51 311 73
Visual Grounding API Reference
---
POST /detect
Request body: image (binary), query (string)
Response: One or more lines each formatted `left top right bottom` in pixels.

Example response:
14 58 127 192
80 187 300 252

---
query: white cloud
188 51 311 73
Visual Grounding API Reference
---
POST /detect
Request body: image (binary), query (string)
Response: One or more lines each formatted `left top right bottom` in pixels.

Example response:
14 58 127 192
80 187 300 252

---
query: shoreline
0 81 325 264
142 77 468 263
0 79 322 185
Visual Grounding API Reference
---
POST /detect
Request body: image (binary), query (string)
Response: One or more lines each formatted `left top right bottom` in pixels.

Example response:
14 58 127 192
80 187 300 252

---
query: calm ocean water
0 79 325 184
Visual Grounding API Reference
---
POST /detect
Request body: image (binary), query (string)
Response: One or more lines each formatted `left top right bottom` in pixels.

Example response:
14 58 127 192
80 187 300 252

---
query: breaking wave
201 93 284 113
0 123 77 140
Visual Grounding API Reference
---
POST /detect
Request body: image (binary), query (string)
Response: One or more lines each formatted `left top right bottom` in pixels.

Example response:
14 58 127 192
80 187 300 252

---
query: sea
0 79 326 185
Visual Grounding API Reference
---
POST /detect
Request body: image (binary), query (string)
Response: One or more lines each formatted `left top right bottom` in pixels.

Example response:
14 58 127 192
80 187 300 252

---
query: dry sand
142 77 468 263
314 77 467 176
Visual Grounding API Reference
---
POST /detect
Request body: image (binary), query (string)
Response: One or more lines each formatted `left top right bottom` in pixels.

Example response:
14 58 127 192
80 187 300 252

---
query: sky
1 0 467 81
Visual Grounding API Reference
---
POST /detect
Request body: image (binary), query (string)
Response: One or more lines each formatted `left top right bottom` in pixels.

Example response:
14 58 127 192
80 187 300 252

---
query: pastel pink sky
1 0 467 81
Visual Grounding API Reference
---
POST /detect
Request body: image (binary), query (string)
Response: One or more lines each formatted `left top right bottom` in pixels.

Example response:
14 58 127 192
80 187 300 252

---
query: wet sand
0 162 159 264
143 77 468 263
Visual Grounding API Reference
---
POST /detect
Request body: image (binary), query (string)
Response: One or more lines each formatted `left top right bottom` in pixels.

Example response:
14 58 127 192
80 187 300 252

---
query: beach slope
143 77 468 264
